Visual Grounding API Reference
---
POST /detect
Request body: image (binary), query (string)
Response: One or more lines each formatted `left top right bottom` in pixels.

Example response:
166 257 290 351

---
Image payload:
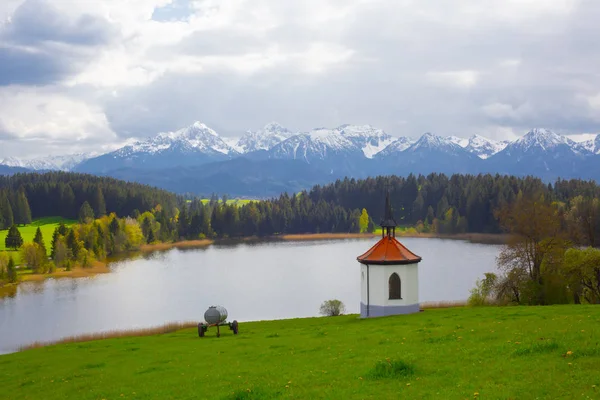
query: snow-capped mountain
464 135 508 159
446 135 469 147
115 122 237 157
4 120 600 197
235 122 296 154
75 122 239 173
498 128 590 159
375 132 482 175
582 134 600 155
484 128 594 180
375 137 413 157
405 132 470 154
1 153 95 171
268 127 360 162
337 124 396 158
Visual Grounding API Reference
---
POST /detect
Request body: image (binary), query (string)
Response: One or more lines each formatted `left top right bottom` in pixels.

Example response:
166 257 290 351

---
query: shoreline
1 232 505 298
0 261 110 298
15 300 469 353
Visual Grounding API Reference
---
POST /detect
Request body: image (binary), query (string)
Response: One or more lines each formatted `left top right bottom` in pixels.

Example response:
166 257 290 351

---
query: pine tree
78 201 95 223
33 226 47 255
57 223 69 236
5 224 23 250
178 207 189 239
7 256 17 283
147 227 156 244
66 229 81 260
50 227 60 259
109 216 120 235
14 189 32 225
94 187 106 217
0 192 13 230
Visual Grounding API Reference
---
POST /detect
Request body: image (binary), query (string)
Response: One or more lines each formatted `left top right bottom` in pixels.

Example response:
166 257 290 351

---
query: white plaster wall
384 264 419 306
360 263 420 307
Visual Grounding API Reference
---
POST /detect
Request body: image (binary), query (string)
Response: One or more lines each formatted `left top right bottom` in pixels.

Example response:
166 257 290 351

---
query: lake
0 237 501 354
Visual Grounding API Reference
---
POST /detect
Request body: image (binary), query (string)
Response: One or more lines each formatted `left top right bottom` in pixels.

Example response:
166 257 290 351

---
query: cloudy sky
1 0 600 158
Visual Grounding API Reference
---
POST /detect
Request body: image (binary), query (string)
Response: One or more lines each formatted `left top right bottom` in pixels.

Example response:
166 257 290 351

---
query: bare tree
495 192 568 303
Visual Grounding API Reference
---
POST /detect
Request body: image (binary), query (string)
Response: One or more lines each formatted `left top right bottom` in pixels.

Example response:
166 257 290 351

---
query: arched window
389 273 401 299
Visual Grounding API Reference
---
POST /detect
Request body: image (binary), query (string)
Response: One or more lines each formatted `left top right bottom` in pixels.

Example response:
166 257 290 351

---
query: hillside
1 306 598 399
0 171 180 224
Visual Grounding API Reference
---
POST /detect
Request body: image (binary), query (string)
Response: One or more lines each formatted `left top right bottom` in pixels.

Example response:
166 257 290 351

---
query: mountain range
2 122 600 197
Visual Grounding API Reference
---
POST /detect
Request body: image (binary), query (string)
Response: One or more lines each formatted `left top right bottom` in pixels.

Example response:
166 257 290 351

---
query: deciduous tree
495 193 567 304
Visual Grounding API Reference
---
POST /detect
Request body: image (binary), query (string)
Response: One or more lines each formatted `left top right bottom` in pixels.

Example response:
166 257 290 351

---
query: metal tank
204 305 228 325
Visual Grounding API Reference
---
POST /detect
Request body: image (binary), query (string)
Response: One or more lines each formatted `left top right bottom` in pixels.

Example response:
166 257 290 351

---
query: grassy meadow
199 198 255 206
0 217 76 264
1 305 599 399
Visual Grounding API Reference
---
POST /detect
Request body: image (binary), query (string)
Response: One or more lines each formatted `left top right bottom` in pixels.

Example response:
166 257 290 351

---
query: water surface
0 237 501 354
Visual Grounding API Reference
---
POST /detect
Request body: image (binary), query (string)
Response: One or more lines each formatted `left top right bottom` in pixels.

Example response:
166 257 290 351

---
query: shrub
467 273 498 306
319 299 346 316
367 359 415 379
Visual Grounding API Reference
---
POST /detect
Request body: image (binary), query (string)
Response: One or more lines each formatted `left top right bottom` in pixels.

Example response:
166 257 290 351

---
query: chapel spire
379 188 397 237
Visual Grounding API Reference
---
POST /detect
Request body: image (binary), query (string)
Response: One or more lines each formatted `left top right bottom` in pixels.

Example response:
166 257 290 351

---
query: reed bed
420 300 467 309
19 321 198 351
139 240 213 252
280 233 377 241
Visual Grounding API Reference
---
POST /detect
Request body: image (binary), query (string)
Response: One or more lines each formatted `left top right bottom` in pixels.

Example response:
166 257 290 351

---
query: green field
0 217 76 263
198 199 255 206
1 305 599 399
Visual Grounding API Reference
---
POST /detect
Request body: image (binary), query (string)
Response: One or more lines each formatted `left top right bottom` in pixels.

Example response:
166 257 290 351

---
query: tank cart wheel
198 323 205 337
232 320 239 335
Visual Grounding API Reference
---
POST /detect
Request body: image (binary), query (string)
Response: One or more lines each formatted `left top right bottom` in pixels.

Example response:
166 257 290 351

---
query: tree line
3 171 600 298
0 172 180 229
305 173 600 239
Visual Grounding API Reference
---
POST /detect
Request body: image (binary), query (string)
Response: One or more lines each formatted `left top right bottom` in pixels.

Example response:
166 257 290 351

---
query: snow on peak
1 157 25 168
376 137 414 157
409 132 461 151
121 122 237 157
465 134 508 159
262 122 290 134
513 128 588 154
582 134 600 154
446 135 469 147
235 122 296 153
306 128 355 149
337 124 396 158
0 153 96 171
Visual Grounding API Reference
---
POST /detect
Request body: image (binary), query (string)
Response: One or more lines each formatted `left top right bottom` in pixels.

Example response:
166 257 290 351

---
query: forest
0 172 180 228
2 171 600 305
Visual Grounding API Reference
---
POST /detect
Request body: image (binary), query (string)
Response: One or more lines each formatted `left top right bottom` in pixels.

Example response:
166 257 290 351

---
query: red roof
357 236 422 265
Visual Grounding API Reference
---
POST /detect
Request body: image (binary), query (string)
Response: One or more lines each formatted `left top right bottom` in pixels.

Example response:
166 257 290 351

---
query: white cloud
425 70 480 89
1 0 600 158
0 87 118 152
587 93 600 110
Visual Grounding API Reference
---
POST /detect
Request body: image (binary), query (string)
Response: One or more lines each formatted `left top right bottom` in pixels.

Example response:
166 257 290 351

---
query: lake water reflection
0 237 501 354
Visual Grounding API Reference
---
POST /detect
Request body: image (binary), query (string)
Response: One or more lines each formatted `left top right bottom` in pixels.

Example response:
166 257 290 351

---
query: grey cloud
0 46 72 85
5 0 117 46
7 0 600 159
0 0 118 86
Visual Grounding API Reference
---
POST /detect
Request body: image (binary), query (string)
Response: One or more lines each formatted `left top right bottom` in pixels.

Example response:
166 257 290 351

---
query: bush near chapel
319 299 346 316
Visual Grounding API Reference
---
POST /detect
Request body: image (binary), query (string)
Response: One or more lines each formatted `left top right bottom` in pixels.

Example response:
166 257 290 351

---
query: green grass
0 217 76 264
1 305 599 399
199 199 255 206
